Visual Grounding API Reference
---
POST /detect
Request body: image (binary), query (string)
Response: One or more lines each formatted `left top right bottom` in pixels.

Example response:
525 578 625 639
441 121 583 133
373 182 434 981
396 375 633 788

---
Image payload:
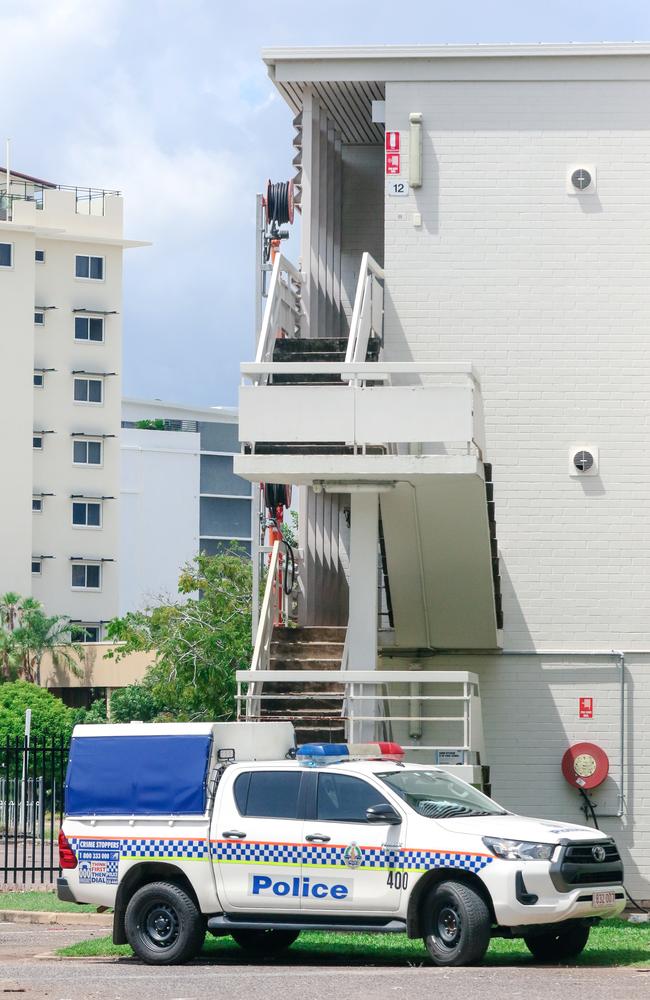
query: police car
57 722 625 966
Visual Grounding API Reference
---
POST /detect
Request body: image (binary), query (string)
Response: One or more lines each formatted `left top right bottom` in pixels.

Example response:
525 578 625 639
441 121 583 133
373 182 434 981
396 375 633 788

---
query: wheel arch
112 862 202 945
406 868 496 939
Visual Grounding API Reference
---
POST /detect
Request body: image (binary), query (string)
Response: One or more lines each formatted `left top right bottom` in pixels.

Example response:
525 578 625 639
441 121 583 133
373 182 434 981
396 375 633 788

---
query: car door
211 767 306 911
301 771 406 913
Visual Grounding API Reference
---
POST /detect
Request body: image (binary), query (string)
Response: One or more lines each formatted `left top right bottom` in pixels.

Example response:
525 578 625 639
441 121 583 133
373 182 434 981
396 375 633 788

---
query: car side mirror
366 803 402 826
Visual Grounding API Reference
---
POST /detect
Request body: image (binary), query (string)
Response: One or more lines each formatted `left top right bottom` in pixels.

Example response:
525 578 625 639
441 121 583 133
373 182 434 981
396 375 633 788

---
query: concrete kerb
0 909 112 926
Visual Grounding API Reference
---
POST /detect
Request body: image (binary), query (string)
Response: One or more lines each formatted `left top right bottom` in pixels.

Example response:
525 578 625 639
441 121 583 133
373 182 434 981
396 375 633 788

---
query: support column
347 491 379 740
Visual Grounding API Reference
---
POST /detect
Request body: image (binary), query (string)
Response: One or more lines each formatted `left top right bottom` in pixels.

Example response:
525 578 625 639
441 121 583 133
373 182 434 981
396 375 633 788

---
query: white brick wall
382 74 650 894
385 79 650 650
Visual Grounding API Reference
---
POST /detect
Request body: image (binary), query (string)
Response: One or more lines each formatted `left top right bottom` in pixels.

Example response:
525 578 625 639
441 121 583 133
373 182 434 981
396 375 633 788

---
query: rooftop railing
0 180 121 220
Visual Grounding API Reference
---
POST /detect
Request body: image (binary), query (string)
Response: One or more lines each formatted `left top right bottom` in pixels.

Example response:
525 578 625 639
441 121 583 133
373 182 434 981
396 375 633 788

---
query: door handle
222 830 246 839
305 833 331 843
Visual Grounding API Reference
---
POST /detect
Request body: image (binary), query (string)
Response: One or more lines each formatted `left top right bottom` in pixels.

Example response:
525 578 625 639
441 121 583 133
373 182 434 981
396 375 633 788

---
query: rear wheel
125 881 205 965
524 923 590 962
231 928 300 956
422 880 491 966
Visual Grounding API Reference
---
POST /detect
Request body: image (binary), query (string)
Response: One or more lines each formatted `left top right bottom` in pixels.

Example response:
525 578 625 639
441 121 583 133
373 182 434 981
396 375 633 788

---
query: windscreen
378 769 508 819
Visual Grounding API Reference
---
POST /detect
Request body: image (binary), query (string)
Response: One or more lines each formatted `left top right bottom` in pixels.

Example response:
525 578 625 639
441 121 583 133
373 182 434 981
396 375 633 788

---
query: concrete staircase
259 625 347 743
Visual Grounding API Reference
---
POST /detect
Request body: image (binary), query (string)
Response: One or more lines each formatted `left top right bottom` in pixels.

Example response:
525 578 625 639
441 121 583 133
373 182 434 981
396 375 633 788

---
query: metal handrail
236 669 483 760
345 252 385 365
255 254 302 370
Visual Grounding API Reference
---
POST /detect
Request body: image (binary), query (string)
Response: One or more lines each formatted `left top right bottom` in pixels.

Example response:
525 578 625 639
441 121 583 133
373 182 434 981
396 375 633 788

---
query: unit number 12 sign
386 180 410 197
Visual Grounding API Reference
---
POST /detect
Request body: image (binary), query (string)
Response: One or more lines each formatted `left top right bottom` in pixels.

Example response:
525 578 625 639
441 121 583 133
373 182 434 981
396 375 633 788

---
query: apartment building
235 43 650 899
120 398 252 613
0 168 146 642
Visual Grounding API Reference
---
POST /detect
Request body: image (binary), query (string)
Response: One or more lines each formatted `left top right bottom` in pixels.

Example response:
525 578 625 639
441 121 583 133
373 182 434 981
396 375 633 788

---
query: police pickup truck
57 721 625 966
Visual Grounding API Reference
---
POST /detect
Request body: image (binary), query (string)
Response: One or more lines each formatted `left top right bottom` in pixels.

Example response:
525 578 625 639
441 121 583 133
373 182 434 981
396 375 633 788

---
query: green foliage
135 418 166 430
281 509 299 548
106 552 253 721
0 680 75 745
110 684 159 723
0 592 83 685
72 697 108 727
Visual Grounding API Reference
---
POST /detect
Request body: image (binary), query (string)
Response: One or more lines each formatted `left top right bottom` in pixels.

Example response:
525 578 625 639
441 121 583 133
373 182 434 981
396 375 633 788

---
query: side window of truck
233 771 302 819
317 773 391 823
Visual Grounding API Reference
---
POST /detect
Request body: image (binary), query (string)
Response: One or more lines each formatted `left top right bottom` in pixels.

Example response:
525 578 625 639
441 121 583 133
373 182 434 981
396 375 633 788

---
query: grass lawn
0 890 98 913
57 918 650 966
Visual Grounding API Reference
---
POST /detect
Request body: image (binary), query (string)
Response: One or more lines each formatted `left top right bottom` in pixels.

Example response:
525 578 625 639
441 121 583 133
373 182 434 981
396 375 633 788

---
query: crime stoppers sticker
76 838 119 884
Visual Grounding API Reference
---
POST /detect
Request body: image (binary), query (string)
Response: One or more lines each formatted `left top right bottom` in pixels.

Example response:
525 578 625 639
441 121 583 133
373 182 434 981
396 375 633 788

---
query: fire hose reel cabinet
561 742 609 790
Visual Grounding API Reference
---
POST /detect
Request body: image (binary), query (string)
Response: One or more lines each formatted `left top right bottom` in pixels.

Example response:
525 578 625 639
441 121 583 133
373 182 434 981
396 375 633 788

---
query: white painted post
347 491 379 740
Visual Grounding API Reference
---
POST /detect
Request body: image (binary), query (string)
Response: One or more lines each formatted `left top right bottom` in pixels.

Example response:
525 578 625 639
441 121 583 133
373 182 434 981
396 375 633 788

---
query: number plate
592 891 616 908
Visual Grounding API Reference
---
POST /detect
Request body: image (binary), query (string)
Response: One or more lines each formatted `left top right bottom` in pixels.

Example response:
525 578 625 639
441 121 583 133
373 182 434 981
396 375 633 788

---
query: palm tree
12 600 84 686
0 592 24 632
0 594 83 686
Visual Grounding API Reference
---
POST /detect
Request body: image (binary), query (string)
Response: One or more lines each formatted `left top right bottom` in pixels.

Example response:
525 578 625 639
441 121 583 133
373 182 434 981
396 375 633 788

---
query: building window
35 249 45 263
33 372 44 388
75 255 104 280
31 560 42 575
74 377 103 404
0 243 13 268
34 311 45 326
71 563 101 590
71 623 101 643
72 500 102 527
33 435 43 450
74 315 104 342
73 439 102 465
32 497 43 513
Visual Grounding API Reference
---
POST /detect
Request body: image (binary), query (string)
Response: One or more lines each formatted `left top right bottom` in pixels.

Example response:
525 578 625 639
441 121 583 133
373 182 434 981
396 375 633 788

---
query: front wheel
125 881 206 965
524 923 590 962
231 928 300 956
422 880 491 966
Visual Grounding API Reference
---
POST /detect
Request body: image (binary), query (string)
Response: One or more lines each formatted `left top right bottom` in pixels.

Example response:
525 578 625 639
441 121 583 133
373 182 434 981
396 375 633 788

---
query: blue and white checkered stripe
211 840 492 874
69 837 209 861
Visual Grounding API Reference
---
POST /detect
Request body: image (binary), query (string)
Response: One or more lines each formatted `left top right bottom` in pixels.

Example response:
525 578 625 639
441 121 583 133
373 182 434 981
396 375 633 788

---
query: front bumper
484 859 626 927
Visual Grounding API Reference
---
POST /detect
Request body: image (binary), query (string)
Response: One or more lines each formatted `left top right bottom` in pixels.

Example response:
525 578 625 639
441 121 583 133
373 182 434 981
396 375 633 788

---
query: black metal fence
0 737 68 885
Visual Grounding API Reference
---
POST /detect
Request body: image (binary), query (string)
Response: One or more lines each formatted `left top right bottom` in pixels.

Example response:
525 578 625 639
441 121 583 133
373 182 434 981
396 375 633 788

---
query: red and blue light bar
296 742 404 765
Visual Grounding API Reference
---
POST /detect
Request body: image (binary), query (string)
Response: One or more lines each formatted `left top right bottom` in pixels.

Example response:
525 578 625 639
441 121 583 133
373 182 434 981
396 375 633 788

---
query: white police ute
57 722 625 966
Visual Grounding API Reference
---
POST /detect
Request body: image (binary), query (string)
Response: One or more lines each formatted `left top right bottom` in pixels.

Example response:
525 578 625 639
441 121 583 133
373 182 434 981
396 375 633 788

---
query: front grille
550 839 624 893
564 842 621 864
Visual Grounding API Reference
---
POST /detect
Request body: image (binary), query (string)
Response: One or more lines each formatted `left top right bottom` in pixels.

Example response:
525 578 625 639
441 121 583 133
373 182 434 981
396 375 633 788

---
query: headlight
483 837 555 861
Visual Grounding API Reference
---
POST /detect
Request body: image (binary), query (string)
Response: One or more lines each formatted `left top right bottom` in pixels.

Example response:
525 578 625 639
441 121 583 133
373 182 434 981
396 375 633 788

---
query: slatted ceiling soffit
278 80 385 144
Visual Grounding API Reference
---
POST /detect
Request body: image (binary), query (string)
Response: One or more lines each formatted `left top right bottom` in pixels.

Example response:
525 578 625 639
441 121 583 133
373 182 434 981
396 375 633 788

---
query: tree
0 594 83 686
0 681 76 745
106 551 253 721
110 684 159 723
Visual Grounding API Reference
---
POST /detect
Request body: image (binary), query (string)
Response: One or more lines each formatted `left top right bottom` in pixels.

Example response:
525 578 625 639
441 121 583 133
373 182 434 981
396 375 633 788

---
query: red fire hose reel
561 742 609 790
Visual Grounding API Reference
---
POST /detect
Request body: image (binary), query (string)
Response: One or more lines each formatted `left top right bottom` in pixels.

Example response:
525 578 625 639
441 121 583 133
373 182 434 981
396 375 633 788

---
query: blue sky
3 0 650 406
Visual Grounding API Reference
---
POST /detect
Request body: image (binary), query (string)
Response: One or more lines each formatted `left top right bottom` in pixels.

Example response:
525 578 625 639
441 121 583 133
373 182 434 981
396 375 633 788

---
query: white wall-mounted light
409 113 423 188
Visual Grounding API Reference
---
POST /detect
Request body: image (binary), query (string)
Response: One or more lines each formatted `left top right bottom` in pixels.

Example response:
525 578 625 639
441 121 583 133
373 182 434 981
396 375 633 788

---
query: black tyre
231 928 300 956
422 880 491 966
524 923 590 962
125 881 205 965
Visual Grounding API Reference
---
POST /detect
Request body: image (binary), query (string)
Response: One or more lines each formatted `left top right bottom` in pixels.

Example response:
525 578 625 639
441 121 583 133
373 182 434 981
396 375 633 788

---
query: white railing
236 669 485 763
248 539 297 717
255 254 303 370
240 362 485 456
345 252 385 364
